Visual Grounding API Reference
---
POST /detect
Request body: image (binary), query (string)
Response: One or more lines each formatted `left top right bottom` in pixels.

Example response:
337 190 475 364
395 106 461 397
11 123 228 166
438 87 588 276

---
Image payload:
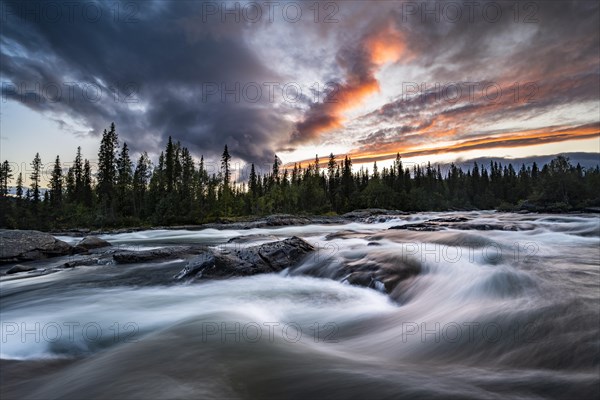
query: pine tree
82 159 93 208
73 146 83 201
0 160 13 196
66 167 76 202
116 142 133 215
97 123 119 216
221 145 231 190
272 154 281 185
49 155 63 206
165 136 175 192
30 153 42 203
15 172 23 199
133 152 152 217
249 163 257 196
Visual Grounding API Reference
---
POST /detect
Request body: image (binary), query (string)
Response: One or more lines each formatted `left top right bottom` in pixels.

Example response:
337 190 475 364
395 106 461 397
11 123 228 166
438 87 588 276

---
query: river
1 212 599 399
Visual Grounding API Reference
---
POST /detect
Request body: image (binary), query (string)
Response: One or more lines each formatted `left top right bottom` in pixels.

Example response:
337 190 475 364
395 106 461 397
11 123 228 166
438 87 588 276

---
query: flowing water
1 212 599 399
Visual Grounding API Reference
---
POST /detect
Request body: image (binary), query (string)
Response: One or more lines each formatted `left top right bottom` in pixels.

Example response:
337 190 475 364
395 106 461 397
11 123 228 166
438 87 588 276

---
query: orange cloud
291 22 405 143
350 123 600 164
287 123 600 167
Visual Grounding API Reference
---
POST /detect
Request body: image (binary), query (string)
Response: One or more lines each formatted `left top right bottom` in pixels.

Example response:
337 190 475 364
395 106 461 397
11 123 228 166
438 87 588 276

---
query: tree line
1 123 598 230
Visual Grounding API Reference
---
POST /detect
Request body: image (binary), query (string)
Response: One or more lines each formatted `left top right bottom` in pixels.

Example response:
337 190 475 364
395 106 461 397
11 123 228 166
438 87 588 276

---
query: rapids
1 212 599 399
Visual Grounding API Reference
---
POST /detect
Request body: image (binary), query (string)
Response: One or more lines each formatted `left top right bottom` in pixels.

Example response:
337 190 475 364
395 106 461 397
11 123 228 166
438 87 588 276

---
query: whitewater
1 212 598 399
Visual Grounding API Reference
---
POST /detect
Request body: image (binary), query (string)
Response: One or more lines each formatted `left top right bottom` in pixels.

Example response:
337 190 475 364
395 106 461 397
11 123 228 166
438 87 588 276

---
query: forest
1 123 599 230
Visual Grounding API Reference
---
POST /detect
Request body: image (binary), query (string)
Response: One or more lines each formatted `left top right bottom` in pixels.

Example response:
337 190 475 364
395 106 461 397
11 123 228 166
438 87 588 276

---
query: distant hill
450 152 600 171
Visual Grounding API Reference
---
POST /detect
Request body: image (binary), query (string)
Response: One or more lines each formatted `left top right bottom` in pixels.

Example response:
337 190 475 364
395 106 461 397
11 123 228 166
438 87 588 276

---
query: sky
1 0 599 182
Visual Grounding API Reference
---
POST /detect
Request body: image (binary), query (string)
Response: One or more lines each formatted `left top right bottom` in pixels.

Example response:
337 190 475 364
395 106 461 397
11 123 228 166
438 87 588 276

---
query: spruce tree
97 123 119 216
82 159 93 208
30 153 42 203
15 172 23 199
50 155 63 206
221 145 231 190
116 142 133 215
0 160 13 196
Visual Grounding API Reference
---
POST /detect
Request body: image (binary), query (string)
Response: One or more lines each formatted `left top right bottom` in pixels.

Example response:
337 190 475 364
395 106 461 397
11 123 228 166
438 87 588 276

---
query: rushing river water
1 212 599 399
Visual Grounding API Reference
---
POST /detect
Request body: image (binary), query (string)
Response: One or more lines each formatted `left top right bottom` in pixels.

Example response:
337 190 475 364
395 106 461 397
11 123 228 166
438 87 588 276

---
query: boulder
340 256 422 298
5 264 36 274
175 236 314 280
0 230 73 263
74 236 112 252
113 246 195 264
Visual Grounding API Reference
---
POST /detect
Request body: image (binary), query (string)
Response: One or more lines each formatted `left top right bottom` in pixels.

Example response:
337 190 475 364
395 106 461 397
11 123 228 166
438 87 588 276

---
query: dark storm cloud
0 0 289 162
1 0 598 164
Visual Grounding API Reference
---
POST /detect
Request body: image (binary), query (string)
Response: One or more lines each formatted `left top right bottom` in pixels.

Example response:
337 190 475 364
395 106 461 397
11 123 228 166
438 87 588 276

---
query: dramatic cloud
1 0 598 165
291 19 406 143
0 0 292 162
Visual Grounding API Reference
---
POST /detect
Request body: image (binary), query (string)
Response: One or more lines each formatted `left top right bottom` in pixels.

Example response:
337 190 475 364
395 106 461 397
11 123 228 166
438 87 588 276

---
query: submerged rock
227 234 279 244
175 236 314 280
6 264 36 274
340 255 422 299
0 230 72 263
73 236 112 252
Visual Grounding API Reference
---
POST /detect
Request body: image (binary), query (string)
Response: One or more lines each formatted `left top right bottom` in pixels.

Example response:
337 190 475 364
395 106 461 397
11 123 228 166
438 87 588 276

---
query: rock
113 246 195 264
389 219 533 232
74 236 112 252
342 209 393 220
201 215 346 230
340 255 421 298
175 236 314 280
252 236 314 271
62 257 112 268
389 223 441 231
227 234 278 244
5 264 36 274
325 230 368 240
0 230 73 263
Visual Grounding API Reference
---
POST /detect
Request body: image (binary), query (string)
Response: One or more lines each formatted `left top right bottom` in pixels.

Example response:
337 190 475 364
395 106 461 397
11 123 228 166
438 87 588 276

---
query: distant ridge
450 152 600 171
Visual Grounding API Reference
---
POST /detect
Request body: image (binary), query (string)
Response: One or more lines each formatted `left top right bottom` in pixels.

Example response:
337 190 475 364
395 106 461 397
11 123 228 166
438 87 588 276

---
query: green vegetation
0 123 599 230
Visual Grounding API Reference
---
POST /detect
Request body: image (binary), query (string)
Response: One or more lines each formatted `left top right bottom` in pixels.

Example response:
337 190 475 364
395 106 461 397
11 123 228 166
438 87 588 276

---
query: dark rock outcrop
0 230 72 263
73 236 112 252
175 236 314 280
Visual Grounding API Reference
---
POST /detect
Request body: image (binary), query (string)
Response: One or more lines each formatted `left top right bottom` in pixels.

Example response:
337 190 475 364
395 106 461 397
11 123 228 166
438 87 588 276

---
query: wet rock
113 246 195 264
62 257 112 268
73 236 112 252
0 230 73 263
175 237 314 280
6 264 36 274
227 234 278 244
389 223 441 231
342 209 396 220
338 255 422 299
389 218 533 232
